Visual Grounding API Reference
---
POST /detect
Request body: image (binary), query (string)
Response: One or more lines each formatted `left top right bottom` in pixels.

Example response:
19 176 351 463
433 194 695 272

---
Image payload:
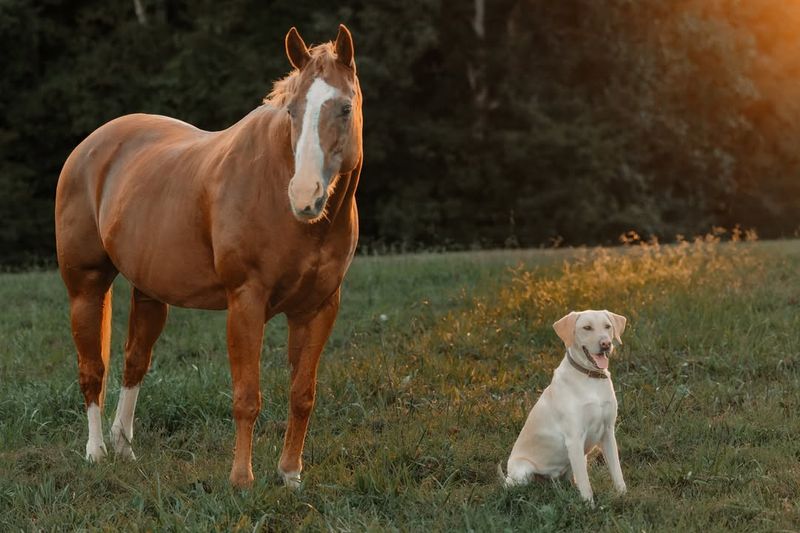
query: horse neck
326 85 364 228
227 105 359 233
325 158 361 226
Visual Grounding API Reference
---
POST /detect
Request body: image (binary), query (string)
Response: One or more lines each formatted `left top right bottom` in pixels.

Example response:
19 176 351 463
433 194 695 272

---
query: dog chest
580 400 615 447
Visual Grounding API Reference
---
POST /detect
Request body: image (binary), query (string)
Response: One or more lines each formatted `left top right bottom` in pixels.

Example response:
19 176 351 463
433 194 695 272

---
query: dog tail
496 463 508 486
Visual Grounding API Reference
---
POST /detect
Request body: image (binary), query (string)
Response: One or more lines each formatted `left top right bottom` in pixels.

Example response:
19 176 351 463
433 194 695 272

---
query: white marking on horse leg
85 403 108 462
289 77 339 211
111 385 140 460
278 467 302 490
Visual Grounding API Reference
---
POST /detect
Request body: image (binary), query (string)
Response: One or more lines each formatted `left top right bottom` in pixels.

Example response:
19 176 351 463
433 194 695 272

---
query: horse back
57 113 226 308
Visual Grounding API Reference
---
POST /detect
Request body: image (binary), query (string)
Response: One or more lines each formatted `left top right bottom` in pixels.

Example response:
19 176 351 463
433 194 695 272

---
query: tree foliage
1 0 799 264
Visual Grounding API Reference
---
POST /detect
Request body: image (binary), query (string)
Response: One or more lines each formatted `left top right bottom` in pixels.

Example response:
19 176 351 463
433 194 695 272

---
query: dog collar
566 350 608 379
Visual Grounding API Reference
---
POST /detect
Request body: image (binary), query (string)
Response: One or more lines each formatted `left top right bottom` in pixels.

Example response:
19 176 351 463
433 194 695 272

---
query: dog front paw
615 482 627 494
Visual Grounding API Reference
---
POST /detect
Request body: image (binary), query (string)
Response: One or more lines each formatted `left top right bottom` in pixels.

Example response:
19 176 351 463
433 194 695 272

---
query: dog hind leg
505 458 539 487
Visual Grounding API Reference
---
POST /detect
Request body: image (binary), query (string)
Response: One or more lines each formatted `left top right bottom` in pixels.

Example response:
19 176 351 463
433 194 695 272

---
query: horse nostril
314 182 321 195
314 196 324 211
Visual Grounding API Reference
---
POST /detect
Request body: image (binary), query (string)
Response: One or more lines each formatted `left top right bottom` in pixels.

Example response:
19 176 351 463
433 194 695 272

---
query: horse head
283 25 362 222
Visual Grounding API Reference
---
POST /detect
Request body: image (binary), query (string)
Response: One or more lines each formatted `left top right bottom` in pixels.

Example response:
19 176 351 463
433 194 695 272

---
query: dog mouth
582 346 609 370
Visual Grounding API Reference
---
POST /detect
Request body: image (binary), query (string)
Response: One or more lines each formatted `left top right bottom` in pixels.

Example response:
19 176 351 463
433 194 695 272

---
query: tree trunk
133 0 148 26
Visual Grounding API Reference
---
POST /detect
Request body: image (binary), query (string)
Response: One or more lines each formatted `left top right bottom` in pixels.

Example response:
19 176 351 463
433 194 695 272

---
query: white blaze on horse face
85 403 108 462
289 77 339 216
111 385 140 460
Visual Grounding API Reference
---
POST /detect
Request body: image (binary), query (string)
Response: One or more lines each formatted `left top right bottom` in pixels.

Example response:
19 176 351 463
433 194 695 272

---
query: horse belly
98 153 227 309
105 207 226 309
120 251 227 310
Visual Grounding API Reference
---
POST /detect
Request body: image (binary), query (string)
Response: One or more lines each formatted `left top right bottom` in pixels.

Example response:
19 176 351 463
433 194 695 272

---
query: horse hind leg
111 288 168 460
63 265 118 462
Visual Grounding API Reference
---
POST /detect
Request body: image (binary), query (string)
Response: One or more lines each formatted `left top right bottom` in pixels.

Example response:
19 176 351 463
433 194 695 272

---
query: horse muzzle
292 195 327 221
288 177 327 222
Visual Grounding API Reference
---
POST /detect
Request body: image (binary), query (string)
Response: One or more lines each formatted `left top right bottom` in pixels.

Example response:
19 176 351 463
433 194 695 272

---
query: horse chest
269 243 353 314
299 258 345 295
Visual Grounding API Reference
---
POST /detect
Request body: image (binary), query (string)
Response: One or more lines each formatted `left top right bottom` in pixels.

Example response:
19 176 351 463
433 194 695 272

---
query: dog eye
583 325 592 331
605 324 611 329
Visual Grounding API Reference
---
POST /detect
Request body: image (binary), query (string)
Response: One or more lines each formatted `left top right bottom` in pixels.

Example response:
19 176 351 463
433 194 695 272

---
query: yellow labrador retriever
502 310 628 503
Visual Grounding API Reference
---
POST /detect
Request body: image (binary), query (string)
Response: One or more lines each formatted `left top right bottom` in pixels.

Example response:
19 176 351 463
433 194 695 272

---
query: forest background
2 0 799 265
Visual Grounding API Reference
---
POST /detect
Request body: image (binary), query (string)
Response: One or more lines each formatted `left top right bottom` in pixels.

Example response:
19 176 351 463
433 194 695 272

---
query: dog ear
553 311 579 347
605 311 627 344
285 27 311 70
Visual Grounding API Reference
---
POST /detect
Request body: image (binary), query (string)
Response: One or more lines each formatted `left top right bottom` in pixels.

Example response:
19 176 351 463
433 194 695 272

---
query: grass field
1 236 799 531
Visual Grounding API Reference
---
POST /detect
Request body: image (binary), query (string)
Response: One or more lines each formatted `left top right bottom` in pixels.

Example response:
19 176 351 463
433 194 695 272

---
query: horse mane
264 42 337 106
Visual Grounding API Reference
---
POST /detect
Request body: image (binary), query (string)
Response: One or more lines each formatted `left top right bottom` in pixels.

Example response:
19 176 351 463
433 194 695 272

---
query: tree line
2 0 799 266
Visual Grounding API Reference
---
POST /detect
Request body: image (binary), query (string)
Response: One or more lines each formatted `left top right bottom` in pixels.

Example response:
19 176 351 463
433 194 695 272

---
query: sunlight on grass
505 229 761 322
424 230 763 386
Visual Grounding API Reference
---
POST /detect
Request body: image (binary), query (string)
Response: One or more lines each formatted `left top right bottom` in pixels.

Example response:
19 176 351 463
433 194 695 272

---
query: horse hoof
85 440 108 463
110 425 136 460
229 469 254 489
280 469 302 490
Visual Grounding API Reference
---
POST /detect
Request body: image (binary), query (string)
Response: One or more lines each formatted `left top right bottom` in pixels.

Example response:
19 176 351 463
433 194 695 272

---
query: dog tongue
591 354 609 369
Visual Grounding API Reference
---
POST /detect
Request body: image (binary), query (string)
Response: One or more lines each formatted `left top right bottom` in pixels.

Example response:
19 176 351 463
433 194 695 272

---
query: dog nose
599 339 611 351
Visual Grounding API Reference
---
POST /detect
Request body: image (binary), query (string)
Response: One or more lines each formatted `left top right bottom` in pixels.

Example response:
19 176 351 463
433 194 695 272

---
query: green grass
1 239 799 531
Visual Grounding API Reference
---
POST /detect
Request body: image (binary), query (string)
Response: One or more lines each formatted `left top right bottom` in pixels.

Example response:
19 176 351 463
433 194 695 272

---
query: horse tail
98 286 113 409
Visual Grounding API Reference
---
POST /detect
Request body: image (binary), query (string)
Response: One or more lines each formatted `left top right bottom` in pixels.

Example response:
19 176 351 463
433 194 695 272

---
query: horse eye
583 325 592 331
287 108 294 117
341 104 352 117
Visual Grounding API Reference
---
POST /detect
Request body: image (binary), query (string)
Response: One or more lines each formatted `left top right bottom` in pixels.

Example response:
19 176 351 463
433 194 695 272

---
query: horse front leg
278 289 340 488
226 284 267 488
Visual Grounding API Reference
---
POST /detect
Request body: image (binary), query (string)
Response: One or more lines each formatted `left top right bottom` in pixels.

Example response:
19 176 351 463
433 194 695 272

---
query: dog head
553 310 627 370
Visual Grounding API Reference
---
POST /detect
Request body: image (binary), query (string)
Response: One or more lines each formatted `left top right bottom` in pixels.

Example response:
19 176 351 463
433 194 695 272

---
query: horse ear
285 27 311 70
335 24 355 69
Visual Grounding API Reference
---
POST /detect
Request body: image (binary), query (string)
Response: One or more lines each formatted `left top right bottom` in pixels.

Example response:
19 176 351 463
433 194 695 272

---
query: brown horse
55 24 362 488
